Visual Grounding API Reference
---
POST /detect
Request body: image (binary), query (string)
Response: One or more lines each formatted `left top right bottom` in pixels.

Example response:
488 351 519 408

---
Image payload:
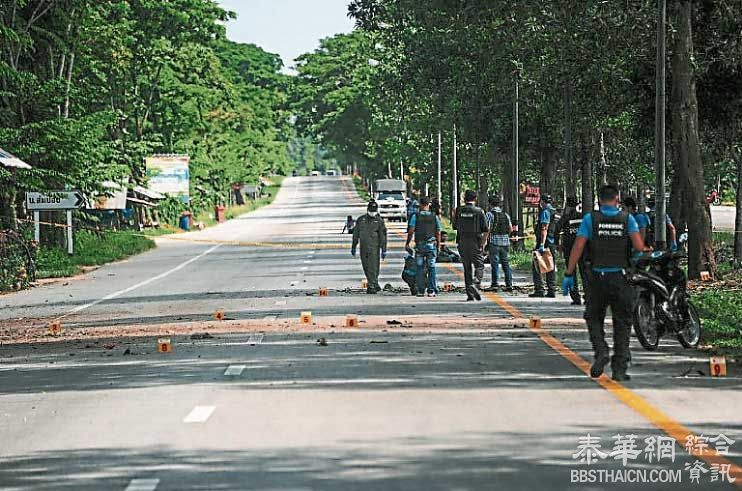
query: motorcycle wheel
634 295 660 350
677 302 702 348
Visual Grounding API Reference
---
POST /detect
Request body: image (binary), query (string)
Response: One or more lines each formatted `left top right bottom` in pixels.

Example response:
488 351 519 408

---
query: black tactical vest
589 211 631 269
456 204 483 238
414 212 437 242
491 210 509 236
561 209 583 250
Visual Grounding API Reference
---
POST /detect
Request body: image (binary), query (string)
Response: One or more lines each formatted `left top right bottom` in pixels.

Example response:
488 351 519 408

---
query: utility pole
655 0 667 248
513 70 522 248
437 131 442 204
453 123 458 208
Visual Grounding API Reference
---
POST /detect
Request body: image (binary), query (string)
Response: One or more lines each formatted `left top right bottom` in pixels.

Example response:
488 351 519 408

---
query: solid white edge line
183 405 216 423
62 244 222 319
124 478 160 491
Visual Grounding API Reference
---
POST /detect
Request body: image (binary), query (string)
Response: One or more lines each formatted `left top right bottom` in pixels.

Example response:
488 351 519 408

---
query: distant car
326 169 337 177
310 170 320 177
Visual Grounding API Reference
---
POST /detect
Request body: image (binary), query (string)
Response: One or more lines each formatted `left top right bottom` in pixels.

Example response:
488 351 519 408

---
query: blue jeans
489 244 513 287
416 242 438 293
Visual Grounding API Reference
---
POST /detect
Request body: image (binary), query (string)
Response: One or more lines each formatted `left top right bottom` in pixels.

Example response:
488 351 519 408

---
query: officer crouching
562 185 646 382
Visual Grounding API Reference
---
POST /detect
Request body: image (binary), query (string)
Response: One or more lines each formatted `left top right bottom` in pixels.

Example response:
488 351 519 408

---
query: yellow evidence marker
300 311 313 324
48 321 62 336
529 317 542 329
345 314 359 328
213 309 226 321
361 279 369 289
700 271 712 282
709 356 727 377
319 287 329 297
443 282 454 292
157 338 172 353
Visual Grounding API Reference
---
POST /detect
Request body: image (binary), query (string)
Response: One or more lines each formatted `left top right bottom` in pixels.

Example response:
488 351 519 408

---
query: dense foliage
290 0 742 278
0 0 297 230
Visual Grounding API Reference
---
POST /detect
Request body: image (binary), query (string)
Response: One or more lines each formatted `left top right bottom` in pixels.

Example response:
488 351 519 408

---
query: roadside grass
693 286 742 351
36 230 155 279
352 175 372 201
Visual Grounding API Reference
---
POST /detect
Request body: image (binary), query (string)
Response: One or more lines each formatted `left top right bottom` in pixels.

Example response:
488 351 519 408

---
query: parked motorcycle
629 249 702 350
706 189 722 206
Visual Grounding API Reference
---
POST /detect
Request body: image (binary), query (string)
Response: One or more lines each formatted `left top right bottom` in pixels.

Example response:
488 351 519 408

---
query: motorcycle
628 248 702 350
706 189 721 206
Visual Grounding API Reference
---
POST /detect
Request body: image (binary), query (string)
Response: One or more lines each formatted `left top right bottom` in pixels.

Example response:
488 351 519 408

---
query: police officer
556 196 586 305
453 190 488 301
352 200 388 294
530 194 558 298
646 197 678 251
562 185 646 381
405 196 441 297
621 197 650 245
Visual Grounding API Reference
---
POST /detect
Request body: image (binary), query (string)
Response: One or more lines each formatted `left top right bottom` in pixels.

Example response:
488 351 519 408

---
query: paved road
1 177 740 490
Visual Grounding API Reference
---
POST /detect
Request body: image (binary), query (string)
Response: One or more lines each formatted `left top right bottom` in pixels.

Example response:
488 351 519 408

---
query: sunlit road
0 177 740 490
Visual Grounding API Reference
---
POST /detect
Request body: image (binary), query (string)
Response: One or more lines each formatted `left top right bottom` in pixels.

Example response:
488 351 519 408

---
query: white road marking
308 250 315 255
249 333 264 344
124 479 160 491
183 405 215 423
275 300 287 306
223 365 246 376
263 315 277 321
301 266 308 270
62 244 222 319
303 260 312 264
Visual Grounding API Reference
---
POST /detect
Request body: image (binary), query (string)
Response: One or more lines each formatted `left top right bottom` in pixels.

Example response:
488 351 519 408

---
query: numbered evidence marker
345 314 359 328
300 311 313 324
361 279 369 289
709 356 727 377
318 287 329 297
48 320 62 336
213 309 225 321
529 317 542 329
443 282 454 292
700 271 712 282
157 338 172 353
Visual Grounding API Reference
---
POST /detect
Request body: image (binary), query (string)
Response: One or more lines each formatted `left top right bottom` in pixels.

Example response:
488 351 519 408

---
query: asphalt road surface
1 177 740 490
711 205 736 232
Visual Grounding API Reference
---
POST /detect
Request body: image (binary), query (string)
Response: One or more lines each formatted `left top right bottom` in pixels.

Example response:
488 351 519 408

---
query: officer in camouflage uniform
562 185 646 382
352 200 388 294
453 190 489 301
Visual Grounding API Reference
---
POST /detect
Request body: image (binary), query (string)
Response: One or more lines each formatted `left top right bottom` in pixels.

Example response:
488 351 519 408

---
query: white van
374 179 407 221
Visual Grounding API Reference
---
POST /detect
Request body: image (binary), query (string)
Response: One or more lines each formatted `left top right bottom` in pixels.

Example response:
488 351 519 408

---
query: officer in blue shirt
645 198 678 251
562 185 647 382
622 197 650 246
405 196 442 297
530 194 557 297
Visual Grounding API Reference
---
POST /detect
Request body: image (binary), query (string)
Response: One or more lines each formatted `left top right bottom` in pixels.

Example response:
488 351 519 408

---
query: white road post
33 211 40 242
66 210 73 255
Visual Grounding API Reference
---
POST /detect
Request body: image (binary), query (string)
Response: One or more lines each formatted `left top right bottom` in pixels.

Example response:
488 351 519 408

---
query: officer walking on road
405 196 441 297
352 200 388 294
531 194 558 298
453 190 488 301
562 185 646 381
556 196 586 305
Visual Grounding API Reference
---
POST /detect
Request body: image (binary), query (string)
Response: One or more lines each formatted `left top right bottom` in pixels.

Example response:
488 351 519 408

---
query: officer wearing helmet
531 193 558 298
453 190 488 301
352 200 388 294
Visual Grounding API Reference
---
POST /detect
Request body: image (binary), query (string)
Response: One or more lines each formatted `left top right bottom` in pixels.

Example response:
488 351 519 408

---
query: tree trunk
540 144 556 196
671 0 716 278
581 138 594 213
734 146 742 261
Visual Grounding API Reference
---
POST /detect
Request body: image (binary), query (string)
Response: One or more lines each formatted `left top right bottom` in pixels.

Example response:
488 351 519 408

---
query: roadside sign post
26 191 85 255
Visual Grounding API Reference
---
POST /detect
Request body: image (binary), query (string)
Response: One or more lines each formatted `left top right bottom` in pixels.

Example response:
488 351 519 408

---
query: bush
0 229 37 292
36 230 155 279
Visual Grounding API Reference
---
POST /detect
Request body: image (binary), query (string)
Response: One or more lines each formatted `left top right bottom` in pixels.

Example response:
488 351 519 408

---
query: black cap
541 194 553 204
464 190 477 202
367 200 378 212
489 196 502 206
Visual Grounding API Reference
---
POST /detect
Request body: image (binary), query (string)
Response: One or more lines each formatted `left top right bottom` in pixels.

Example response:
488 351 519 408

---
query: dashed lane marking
183 406 215 424
224 365 246 376
124 478 160 491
